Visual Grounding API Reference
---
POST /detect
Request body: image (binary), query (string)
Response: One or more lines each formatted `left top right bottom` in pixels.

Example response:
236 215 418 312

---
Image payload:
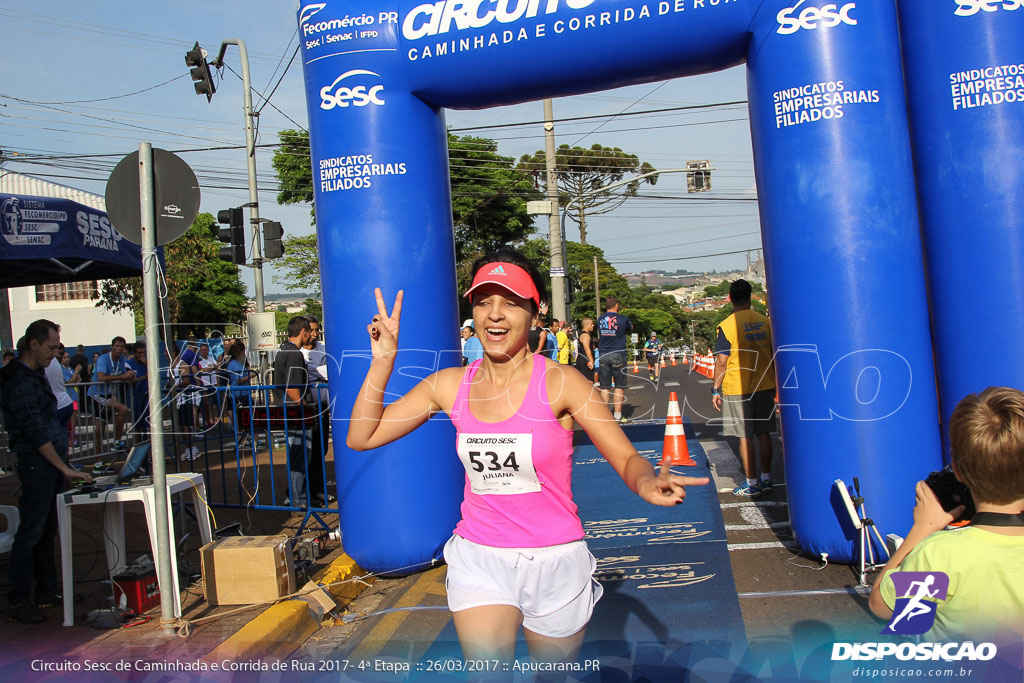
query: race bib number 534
457 433 540 495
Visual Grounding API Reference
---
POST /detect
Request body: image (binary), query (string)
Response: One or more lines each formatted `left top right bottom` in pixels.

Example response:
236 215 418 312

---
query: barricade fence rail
1 376 337 521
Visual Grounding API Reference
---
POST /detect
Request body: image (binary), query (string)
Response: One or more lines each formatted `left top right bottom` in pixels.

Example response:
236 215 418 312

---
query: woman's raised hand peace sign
368 288 403 360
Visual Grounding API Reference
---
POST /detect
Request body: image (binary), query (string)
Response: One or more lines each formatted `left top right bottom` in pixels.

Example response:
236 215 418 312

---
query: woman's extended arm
550 364 708 505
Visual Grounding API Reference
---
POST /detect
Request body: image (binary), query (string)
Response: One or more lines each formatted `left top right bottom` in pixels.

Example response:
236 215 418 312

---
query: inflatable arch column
297 0 941 572
897 1 1024 452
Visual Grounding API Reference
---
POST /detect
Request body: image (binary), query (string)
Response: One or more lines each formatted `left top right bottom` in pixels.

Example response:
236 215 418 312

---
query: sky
0 0 761 296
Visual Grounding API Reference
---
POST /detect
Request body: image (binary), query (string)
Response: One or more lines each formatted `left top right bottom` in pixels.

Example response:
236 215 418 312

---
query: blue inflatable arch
296 0 1024 572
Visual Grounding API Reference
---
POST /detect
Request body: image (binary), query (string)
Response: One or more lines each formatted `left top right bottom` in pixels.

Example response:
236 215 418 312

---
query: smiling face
471 285 536 361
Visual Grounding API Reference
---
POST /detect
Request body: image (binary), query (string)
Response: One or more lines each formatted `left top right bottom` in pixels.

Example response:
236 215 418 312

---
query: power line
0 74 188 105
448 99 747 133
608 247 760 264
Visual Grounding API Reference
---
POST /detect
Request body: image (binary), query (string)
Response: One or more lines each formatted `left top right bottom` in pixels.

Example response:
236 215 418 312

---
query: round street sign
105 148 200 246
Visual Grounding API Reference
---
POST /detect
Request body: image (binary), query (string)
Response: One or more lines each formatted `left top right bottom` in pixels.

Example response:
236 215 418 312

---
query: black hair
229 339 247 358
729 279 752 305
287 316 312 338
24 319 60 350
305 315 320 326
111 336 127 346
469 247 548 315
605 296 619 310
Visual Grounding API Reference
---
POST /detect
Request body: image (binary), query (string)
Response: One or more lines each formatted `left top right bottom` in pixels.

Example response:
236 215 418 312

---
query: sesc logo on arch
320 70 386 110
777 1 858 35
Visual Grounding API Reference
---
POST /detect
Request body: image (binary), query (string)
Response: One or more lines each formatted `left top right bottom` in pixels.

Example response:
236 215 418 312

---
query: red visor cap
463 262 541 310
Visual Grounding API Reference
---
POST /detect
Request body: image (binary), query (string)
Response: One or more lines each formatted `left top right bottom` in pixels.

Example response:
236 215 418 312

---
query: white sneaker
180 449 193 461
190 446 201 459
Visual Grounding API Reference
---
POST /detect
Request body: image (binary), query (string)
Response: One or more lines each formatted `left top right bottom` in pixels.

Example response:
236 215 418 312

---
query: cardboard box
200 535 296 606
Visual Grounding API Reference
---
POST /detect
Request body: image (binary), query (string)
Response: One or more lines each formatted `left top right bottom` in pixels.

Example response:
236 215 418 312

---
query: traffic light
262 221 284 259
185 42 216 102
686 160 712 193
217 207 245 265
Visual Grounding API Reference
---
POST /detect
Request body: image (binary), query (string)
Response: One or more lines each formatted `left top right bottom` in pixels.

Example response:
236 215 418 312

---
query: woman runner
347 248 708 662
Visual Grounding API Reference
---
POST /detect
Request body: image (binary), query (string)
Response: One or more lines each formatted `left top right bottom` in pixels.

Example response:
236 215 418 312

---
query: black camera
924 466 975 522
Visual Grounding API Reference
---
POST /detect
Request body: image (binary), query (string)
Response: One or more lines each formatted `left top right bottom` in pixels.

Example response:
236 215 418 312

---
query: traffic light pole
213 39 265 314
137 143 176 635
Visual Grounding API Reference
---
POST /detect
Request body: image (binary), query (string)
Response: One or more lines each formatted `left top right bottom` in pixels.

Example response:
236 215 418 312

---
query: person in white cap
347 246 708 665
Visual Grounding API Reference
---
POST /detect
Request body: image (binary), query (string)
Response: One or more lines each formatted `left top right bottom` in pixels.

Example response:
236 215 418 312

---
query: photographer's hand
868 480 964 621
912 480 964 536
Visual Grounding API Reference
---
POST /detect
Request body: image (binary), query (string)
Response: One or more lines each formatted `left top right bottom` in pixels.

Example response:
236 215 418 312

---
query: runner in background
644 332 663 383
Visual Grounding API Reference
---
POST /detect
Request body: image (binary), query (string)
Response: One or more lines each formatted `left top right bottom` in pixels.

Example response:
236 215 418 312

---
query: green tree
517 238 632 325
272 129 315 222
273 233 321 297
703 279 764 298
448 133 541 262
303 298 323 322
517 143 657 245
621 308 682 340
97 213 247 336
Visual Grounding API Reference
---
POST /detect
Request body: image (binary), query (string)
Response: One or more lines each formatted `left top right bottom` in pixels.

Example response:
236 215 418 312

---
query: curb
203 551 372 662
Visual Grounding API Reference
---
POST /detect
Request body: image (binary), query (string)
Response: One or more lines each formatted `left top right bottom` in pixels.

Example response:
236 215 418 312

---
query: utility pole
543 99 567 322
211 39 265 314
593 255 600 318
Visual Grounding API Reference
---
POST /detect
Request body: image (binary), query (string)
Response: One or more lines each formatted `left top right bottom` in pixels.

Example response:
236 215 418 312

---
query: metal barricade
4 371 336 534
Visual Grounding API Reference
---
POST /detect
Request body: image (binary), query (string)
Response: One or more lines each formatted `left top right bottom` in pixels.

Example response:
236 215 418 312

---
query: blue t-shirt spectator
226 358 249 386
544 328 558 360
597 312 633 355
88 352 126 398
225 357 252 405
126 356 148 414
463 335 484 364
62 364 78 403
174 348 200 384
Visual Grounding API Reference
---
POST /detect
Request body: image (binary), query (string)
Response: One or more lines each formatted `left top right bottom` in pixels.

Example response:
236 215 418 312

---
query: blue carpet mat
418 420 746 674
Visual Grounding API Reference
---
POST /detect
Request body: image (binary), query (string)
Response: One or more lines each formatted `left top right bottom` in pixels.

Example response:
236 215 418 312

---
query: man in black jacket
0 319 92 624
273 316 323 507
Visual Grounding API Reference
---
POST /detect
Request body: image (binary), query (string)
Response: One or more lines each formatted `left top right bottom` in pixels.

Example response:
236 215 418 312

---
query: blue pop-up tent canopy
0 189 144 288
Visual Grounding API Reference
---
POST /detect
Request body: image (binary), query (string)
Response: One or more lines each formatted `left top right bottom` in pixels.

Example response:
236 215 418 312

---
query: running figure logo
882 571 949 635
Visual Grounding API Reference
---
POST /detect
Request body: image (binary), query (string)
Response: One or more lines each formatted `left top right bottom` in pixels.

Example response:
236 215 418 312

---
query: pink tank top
450 354 582 548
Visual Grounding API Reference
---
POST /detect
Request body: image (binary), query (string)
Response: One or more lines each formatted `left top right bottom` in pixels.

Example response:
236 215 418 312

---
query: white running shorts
443 534 604 638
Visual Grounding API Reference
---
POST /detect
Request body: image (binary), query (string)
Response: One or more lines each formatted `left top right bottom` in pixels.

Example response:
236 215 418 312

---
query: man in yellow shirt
711 279 777 497
556 320 571 365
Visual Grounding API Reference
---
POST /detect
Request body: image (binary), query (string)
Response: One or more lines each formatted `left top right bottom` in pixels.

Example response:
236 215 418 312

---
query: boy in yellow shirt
869 386 1024 641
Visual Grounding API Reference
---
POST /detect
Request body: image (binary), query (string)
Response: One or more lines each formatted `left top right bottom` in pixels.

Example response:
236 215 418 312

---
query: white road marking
720 500 787 509
727 541 799 551
697 379 712 384
663 381 680 386
739 586 871 598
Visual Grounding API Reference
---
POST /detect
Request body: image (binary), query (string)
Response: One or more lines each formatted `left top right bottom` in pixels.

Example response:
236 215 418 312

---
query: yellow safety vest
717 309 776 396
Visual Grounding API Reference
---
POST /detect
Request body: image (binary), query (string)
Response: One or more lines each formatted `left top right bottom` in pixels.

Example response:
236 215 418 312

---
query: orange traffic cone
660 356 666 368
662 391 696 466
632 357 639 373
670 353 677 366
